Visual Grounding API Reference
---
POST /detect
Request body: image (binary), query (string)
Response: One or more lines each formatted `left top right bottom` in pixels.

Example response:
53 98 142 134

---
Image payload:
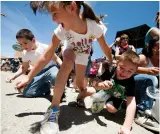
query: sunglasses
120 37 129 40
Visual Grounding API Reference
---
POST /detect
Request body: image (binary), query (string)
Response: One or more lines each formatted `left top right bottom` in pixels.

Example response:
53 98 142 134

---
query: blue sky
1 1 159 59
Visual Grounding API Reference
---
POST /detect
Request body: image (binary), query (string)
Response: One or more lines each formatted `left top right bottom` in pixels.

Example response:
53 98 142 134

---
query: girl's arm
115 46 120 56
137 66 160 75
97 63 103 76
136 67 150 74
122 96 136 131
139 54 149 67
110 37 120 49
52 53 62 67
131 45 136 52
27 34 60 81
97 35 113 62
115 46 121 60
109 41 116 49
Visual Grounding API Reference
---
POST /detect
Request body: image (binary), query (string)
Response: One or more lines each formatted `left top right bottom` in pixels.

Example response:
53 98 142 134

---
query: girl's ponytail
30 1 102 24
81 2 100 23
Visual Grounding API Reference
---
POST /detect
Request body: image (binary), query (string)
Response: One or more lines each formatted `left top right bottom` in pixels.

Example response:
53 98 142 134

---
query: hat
12 44 23 52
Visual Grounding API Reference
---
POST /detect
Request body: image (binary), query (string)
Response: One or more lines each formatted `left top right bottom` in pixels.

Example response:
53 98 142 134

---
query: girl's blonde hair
30 1 101 23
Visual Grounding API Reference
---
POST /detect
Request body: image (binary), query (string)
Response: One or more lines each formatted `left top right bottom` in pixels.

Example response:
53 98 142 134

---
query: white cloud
1 3 38 36
16 8 38 34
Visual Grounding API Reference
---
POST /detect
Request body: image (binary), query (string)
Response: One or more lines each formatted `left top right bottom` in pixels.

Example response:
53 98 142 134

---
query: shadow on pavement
99 109 125 125
6 93 19 96
16 94 66 103
59 105 96 131
16 94 53 102
21 105 96 134
15 104 126 133
15 112 44 117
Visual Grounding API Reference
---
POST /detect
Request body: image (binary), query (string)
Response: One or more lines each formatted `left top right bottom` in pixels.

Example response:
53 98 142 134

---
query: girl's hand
118 126 131 134
148 67 160 75
97 80 113 90
115 37 121 43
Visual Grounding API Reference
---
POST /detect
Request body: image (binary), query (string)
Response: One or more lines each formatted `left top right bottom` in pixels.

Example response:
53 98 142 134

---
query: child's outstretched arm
6 62 29 83
97 35 113 62
119 96 136 134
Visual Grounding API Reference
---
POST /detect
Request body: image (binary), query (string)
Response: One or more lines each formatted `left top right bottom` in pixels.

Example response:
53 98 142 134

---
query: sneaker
145 109 152 117
77 98 85 108
40 107 60 134
135 112 160 132
146 86 160 100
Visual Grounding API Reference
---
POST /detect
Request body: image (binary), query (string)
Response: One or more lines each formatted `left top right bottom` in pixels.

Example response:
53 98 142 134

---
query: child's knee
23 88 39 97
63 49 76 62
105 103 117 113
23 91 35 97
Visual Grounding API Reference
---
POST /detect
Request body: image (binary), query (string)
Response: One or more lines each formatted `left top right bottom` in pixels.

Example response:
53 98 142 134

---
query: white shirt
22 41 55 68
54 19 107 55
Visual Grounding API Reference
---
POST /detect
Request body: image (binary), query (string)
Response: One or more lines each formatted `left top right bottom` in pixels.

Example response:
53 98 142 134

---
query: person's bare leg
75 64 95 99
73 77 79 92
104 103 117 113
50 49 75 108
84 77 89 87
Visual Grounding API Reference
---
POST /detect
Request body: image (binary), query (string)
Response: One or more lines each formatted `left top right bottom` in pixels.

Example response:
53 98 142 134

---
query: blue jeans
23 65 59 97
134 74 158 111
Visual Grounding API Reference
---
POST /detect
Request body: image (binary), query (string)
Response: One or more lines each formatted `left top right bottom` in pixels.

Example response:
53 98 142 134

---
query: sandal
68 98 85 108
76 98 85 108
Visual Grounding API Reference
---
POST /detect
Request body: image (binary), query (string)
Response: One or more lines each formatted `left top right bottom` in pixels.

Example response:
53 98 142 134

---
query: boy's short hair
118 50 140 66
16 29 34 41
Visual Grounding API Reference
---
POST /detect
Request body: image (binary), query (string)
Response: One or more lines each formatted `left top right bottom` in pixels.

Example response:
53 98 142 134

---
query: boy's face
17 38 35 52
116 60 137 80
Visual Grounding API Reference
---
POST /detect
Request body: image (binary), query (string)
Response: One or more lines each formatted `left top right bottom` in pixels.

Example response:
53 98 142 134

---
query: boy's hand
97 80 113 90
15 77 30 93
5 77 13 83
118 126 131 134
